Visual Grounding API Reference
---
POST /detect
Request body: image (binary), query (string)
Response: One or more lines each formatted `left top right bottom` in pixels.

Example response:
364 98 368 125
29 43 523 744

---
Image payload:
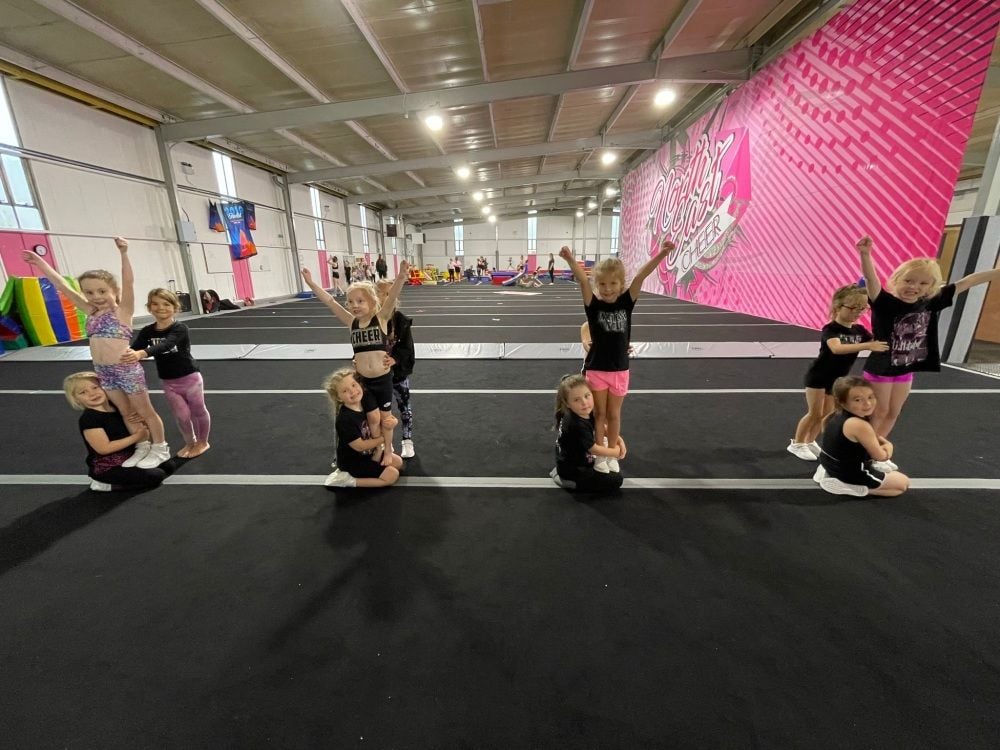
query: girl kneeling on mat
814 376 909 498
64 372 169 492
323 368 404 489
551 374 625 493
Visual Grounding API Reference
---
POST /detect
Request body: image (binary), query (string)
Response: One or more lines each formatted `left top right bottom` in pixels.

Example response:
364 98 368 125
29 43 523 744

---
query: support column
155 128 202 314
595 197 605 262
342 195 354 263
281 176 303 292
940 215 1000 363
973 115 1000 216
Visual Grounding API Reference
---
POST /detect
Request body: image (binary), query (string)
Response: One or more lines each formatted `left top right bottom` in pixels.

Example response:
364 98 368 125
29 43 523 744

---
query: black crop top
351 316 387 354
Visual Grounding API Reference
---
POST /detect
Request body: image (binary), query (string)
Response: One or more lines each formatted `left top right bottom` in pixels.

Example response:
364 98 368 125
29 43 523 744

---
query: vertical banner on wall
242 201 257 230
219 200 258 260
619 0 1000 330
208 201 224 232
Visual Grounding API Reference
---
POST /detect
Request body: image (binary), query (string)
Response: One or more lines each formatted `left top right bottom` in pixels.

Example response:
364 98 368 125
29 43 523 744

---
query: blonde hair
147 287 181 310
323 367 359 416
346 281 381 314
77 270 120 302
828 284 868 319
554 373 590 428
592 257 626 286
63 371 102 410
888 258 943 299
375 279 399 312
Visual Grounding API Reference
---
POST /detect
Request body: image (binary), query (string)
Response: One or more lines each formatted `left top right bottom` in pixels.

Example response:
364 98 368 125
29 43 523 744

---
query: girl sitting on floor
551 374 625 493
323 368 404 489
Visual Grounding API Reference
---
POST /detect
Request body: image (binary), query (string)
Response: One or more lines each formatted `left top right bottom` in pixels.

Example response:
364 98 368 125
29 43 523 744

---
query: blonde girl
24 238 170 468
813 376 909 497
302 261 409 465
64 371 168 492
560 237 675 473
787 284 888 460
857 235 1000 464
125 288 211 458
552 374 625 492
323 368 403 489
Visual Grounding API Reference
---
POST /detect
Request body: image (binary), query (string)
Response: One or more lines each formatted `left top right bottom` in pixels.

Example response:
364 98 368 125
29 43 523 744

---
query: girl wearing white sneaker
814 377 909 498
63 372 168 492
552 375 626 492
23 238 171 469
376 280 416 459
323 369 404 489
788 284 888 461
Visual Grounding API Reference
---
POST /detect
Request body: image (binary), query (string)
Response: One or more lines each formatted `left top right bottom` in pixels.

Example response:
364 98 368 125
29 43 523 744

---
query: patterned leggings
162 372 211 444
392 377 413 440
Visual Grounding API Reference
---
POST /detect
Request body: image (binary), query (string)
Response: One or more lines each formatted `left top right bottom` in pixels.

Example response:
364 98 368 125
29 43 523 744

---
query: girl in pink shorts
560 237 676 473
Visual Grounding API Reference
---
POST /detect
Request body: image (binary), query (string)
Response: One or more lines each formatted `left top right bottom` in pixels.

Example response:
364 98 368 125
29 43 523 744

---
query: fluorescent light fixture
487 214 497 223
605 186 618 197
653 88 677 107
472 190 484 202
423 113 444 131
575 209 585 218
587 199 598 209
600 151 617 165
454 165 470 179
482 205 492 215
528 209 538 214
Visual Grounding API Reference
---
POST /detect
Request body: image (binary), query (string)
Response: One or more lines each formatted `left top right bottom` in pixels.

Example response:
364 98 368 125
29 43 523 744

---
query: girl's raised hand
559 246 574 262
300 267 314 284
868 340 889 352
399 259 410 274
856 236 872 255
114 236 129 253
20 250 42 266
660 237 676 254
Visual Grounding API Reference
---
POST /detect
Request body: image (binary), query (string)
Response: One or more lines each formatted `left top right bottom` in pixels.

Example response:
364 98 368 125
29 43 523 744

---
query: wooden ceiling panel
574 0 680 69
492 96 556 147
354 114 445 161
667 0 792 56
480 0 581 81
551 86 626 140
432 104 496 154
607 82 699 134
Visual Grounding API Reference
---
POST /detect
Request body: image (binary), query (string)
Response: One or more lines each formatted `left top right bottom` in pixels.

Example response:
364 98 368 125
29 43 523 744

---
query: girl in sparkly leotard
23 238 171 469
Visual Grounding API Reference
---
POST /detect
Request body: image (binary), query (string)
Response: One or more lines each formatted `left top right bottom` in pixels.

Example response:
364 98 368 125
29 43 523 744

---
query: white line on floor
4 388 999 396
219 311 736 318
185 323 792 330
2 475 998 490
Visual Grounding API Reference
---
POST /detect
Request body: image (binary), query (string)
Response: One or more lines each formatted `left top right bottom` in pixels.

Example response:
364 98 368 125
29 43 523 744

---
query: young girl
857 235 1000 452
788 284 888 460
552 374 626 492
124 288 211 459
323 368 404 488
64 371 169 491
301 261 409 464
814 376 909 498
376 279 416 458
547 253 556 285
560 237 675 473
23 238 170 469
328 255 344 296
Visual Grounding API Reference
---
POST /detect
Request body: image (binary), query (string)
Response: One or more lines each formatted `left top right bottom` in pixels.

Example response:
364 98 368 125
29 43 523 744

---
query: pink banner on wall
620 0 1000 330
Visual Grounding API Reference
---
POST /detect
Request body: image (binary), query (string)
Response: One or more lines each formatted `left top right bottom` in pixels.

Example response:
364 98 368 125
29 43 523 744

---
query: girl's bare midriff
90 336 129 366
354 349 390 379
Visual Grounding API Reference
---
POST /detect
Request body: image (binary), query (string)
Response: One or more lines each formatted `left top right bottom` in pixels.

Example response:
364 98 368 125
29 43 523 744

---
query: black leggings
93 466 168 489
564 467 624 493
548 269 555 283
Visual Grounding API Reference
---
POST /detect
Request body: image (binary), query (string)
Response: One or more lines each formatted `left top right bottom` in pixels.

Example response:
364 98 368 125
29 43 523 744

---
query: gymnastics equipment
501 270 527 286
3 276 87 346
408 267 423 285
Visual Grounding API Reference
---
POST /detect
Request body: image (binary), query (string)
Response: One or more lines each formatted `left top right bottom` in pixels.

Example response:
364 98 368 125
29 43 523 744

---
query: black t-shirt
131 322 199 380
805 322 872 386
336 405 373 470
584 292 636 372
555 412 596 479
819 410 872 473
78 407 131 475
864 285 956 376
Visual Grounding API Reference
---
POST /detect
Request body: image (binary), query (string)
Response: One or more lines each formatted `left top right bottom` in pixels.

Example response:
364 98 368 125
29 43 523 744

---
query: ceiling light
653 88 677 108
488 214 497 223
600 151 617 165
454 165 470 179
472 190 484 202
528 209 538 214
423 113 444 131
605 186 618 197
587 199 598 209
575 209 584 218
482 205 492 215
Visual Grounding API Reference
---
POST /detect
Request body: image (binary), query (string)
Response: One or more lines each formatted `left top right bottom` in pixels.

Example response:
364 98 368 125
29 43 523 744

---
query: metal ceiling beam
348 170 622 204
471 0 500 171
160 49 751 142
401 187 602 217
288 129 661 183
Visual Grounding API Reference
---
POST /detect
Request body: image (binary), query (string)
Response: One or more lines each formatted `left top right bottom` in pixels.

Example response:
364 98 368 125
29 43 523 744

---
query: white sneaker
401 439 415 459
808 441 821 457
812 465 827 483
869 459 897 473
550 467 575 489
89 479 112 492
324 469 357 488
122 441 151 468
593 456 610 474
607 457 621 473
787 441 818 461
137 442 171 469
818 476 869 497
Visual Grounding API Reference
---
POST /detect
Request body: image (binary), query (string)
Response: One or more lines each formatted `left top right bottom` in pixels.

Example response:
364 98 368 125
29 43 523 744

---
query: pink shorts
585 369 630 397
863 372 914 384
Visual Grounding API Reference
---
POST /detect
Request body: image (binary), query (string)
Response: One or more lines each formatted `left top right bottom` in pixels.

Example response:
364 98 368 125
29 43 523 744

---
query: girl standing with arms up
551 374 625 492
787 284 887 460
301 261 409 464
560 237 675 473
125 288 211 458
23 238 171 468
815 376 909 498
857 235 1000 461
